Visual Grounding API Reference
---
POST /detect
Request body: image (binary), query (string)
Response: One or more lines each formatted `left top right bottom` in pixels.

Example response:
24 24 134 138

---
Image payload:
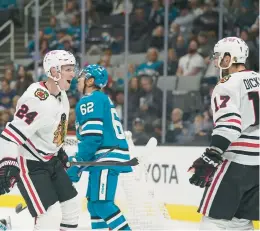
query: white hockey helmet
213 37 249 70
43 50 76 81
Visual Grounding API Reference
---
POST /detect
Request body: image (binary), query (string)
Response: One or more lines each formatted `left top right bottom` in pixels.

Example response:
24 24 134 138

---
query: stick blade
146 137 158 148
128 157 139 166
15 203 23 214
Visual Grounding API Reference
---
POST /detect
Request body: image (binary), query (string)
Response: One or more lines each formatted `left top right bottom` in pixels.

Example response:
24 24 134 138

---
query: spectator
235 1 258 30
114 63 137 90
16 65 34 96
44 16 58 41
63 40 75 53
49 29 73 50
158 48 178 75
4 59 17 78
190 114 209 145
137 48 163 73
168 23 181 47
197 31 212 58
147 0 163 30
56 0 77 29
176 39 205 77
160 0 179 23
98 54 114 77
150 26 164 50
173 35 187 58
128 64 137 79
67 14 82 43
203 55 219 81
151 118 162 144
249 15 259 35
174 5 196 40
130 7 149 53
240 29 258 70
132 117 150 145
40 39 49 58
138 75 162 124
202 109 214 134
166 108 191 144
1 68 16 90
0 79 16 109
192 0 221 35
148 0 179 30
111 0 133 15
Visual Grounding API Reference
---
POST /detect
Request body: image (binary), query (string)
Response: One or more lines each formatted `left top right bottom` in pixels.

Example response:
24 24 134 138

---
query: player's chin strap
49 72 62 92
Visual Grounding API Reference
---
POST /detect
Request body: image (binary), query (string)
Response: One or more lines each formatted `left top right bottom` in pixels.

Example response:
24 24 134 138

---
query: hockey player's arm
76 99 104 161
0 98 48 156
189 81 241 188
0 98 47 194
210 83 242 153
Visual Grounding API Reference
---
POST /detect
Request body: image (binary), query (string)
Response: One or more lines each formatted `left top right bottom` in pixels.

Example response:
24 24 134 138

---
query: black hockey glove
188 148 223 188
0 158 20 195
57 148 69 169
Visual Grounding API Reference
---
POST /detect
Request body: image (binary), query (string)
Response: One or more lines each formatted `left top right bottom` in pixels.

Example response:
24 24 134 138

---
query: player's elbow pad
77 136 102 161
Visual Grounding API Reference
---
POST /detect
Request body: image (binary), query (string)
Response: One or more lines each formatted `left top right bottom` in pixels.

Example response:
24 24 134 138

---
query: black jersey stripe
214 125 241 133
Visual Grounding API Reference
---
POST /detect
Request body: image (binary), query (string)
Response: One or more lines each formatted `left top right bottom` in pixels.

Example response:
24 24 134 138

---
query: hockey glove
57 148 69 169
188 148 223 188
66 156 83 183
0 158 20 195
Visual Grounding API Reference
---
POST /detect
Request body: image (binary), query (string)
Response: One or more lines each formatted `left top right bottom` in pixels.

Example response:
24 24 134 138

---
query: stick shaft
69 158 138 167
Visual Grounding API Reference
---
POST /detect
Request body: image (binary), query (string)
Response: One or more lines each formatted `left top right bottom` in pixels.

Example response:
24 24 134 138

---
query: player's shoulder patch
217 74 231 85
34 88 49 100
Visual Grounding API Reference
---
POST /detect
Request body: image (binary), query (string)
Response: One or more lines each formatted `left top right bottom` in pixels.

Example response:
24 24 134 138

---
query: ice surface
0 207 200 230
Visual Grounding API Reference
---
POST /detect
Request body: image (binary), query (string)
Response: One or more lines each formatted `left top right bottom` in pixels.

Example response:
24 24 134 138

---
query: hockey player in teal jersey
67 64 132 230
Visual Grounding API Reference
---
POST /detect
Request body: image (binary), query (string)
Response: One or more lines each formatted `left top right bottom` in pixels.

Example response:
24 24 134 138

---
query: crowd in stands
0 0 259 146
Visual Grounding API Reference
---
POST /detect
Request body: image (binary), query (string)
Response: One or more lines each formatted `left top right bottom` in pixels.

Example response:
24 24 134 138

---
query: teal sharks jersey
75 90 132 173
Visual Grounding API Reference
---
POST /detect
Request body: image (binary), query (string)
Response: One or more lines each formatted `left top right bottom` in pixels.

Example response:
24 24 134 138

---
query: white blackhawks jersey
0 82 70 162
211 70 259 165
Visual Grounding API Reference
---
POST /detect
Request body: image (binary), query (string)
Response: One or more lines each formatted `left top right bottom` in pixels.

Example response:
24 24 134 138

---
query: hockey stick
68 157 139 167
15 147 132 214
77 146 118 172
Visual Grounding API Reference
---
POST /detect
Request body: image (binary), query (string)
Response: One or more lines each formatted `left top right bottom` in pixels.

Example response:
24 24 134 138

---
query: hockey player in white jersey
0 50 80 230
188 37 259 230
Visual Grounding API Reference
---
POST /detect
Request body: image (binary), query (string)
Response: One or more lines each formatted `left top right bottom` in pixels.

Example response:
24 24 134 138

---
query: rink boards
0 144 259 228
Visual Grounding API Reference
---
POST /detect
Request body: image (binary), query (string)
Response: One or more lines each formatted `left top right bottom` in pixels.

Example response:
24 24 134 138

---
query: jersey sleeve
76 96 104 161
210 79 242 152
0 97 49 158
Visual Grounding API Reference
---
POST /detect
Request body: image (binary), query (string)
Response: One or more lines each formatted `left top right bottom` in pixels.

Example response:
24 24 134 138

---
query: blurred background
0 0 259 146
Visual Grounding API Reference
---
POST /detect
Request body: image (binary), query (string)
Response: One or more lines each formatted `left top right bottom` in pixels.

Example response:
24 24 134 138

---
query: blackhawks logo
218 75 231 84
34 88 49 100
53 113 68 146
